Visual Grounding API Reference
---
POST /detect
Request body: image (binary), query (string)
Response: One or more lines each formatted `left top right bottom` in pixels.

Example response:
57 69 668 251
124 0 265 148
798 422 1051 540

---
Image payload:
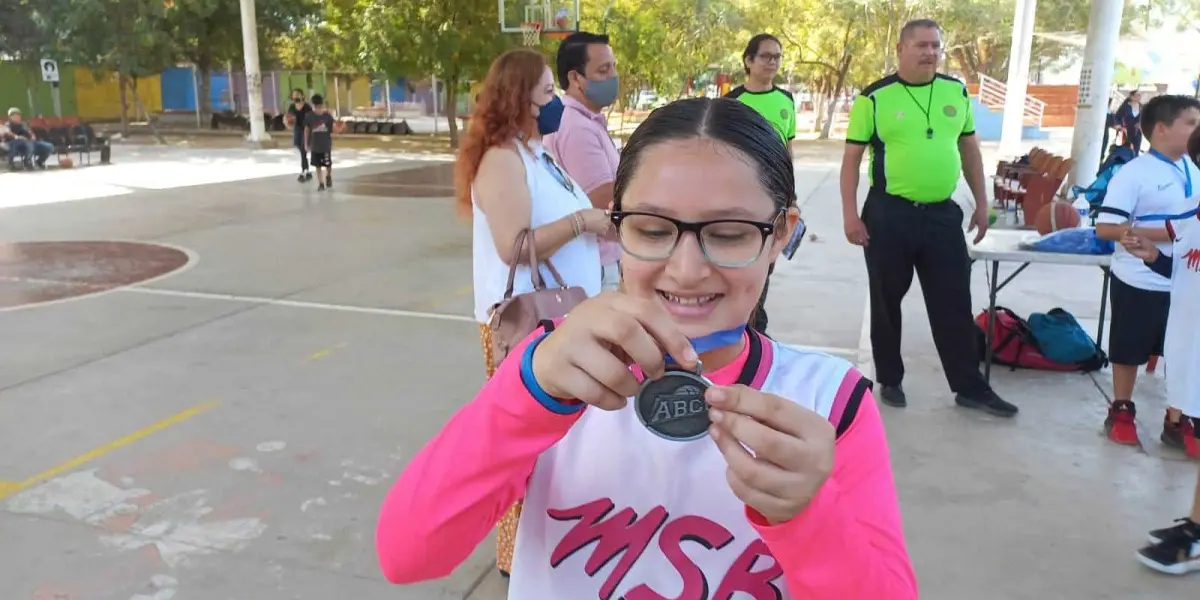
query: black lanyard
901 83 935 139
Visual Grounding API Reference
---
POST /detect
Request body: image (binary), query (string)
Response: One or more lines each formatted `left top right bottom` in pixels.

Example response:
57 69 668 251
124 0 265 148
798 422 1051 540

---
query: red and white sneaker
1105 400 1140 446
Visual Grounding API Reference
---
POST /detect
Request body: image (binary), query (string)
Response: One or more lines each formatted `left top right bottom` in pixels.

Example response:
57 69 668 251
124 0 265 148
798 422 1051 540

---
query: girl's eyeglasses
609 210 789 268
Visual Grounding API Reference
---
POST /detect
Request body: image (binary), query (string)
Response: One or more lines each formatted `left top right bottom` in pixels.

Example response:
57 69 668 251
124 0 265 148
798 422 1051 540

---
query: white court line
111 286 865 352
117 286 477 322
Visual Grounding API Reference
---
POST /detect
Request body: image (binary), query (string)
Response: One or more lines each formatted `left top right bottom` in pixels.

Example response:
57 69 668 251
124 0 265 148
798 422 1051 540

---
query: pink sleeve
554 127 616 194
749 383 918 598
375 330 585 584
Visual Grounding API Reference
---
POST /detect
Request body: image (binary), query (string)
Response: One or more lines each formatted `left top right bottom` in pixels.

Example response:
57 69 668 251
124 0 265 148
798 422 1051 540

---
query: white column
999 0 1030 155
1068 0 1124 188
239 0 271 142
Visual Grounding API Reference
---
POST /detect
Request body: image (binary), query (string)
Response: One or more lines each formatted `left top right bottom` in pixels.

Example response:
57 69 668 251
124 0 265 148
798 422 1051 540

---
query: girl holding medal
455 48 612 576
380 98 917 598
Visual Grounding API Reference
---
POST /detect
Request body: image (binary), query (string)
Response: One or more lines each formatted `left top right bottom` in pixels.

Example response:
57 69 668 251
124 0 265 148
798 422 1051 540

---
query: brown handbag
486 228 588 365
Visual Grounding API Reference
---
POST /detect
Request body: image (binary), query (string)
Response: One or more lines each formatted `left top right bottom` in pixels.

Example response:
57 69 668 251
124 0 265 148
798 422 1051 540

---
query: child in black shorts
1095 94 1200 448
304 94 336 191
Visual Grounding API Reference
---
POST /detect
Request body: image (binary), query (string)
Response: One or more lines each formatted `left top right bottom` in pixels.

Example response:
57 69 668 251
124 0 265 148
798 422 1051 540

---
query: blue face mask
536 95 564 135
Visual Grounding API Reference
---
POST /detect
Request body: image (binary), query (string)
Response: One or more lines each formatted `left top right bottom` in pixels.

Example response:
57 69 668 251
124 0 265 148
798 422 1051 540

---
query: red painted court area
0 241 191 309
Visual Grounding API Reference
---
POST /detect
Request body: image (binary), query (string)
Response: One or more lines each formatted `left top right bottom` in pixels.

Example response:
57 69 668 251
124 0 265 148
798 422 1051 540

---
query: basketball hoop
521 21 542 46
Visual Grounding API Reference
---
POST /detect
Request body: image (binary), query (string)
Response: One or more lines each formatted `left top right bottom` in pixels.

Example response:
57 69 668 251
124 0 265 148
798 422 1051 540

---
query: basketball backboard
499 0 580 34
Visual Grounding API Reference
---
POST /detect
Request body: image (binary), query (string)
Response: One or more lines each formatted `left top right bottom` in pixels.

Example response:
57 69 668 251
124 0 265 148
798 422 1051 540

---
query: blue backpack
1027 308 1108 371
1068 146 1137 216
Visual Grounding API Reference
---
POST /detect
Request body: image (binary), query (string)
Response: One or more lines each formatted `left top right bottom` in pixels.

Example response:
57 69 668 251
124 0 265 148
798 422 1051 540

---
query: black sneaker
1149 518 1199 544
955 389 1018 417
1137 523 1200 575
318 183 326 191
298 172 309 182
879 385 907 408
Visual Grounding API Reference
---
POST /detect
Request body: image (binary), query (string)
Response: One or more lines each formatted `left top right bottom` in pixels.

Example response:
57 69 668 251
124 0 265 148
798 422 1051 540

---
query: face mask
583 75 620 108
536 95 564 135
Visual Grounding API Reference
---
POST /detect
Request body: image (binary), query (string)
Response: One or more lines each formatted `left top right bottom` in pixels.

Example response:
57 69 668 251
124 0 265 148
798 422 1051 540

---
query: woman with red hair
452 47 609 576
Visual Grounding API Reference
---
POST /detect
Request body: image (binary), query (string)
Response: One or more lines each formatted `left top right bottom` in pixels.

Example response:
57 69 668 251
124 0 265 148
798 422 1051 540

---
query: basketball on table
58 156 74 169
1035 200 1081 235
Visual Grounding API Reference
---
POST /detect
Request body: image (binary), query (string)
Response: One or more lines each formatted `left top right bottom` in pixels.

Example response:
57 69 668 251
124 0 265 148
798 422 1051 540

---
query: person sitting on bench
5 108 53 170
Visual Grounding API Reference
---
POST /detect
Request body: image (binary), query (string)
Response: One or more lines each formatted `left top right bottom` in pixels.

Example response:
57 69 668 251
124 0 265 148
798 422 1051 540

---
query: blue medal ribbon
665 325 746 365
1149 148 1193 198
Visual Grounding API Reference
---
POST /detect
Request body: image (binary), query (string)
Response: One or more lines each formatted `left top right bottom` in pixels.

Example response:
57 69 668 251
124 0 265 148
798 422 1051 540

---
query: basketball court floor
0 142 1194 599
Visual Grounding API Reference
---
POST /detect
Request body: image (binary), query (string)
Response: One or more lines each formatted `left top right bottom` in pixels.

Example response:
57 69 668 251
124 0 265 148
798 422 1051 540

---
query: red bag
976 307 1078 372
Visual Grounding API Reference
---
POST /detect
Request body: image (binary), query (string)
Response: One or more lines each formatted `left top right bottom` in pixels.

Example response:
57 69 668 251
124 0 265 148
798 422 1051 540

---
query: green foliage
47 0 175 78
0 0 54 63
351 0 511 85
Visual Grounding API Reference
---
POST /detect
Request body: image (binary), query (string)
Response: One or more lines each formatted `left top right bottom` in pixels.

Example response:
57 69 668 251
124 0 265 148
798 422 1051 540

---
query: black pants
295 132 309 172
862 189 989 396
752 261 774 333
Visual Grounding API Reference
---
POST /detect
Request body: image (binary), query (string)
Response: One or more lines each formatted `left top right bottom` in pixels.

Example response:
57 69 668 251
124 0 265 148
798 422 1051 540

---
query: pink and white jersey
376 327 917 599
1165 217 1200 418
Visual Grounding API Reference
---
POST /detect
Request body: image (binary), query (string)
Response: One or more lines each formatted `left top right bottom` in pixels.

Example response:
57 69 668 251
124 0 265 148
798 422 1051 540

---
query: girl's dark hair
292 88 305 95
613 97 796 216
742 33 782 74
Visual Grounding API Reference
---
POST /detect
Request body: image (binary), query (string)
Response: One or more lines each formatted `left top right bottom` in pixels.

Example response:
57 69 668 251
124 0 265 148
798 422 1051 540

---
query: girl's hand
707 384 835 525
530 292 698 410
1121 231 1160 262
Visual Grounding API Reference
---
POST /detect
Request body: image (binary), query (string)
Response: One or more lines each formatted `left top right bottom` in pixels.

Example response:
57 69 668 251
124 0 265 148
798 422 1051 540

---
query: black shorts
1108 274 1170 365
310 152 331 168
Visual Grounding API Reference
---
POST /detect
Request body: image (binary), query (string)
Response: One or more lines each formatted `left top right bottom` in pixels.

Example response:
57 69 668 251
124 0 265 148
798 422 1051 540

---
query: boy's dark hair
1140 94 1200 140
742 33 781 74
311 94 325 106
556 31 610 89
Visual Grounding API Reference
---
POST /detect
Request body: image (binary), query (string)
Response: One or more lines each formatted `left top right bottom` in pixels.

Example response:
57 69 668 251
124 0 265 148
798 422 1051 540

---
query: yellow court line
305 342 348 363
0 399 221 502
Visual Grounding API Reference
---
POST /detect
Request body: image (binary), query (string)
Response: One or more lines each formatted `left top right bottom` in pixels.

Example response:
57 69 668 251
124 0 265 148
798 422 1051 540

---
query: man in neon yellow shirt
726 33 796 333
840 19 1016 418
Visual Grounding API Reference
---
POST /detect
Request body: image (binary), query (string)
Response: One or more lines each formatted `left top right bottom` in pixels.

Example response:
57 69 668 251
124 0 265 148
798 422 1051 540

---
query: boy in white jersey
1122 218 1200 574
1095 94 1200 449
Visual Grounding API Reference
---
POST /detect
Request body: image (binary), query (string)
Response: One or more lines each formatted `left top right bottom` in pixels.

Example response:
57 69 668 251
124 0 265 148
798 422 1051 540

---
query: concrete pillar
239 0 271 143
999 0 1034 155
1068 0 1124 188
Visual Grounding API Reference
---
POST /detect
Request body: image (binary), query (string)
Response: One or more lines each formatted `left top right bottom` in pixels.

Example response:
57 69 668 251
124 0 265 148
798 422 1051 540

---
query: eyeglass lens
616 213 771 267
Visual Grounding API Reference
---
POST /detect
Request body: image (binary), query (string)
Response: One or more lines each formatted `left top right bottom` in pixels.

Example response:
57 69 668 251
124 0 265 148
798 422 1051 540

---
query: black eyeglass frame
609 209 787 267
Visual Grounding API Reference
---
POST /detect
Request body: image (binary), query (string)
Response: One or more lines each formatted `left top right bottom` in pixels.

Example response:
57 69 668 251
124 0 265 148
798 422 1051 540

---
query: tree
166 0 318 118
351 0 512 148
48 0 174 137
591 0 744 104
0 0 57 112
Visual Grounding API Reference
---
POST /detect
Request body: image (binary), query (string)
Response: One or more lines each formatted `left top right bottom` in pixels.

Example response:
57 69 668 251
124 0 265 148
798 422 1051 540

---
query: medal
634 325 745 442
635 362 714 441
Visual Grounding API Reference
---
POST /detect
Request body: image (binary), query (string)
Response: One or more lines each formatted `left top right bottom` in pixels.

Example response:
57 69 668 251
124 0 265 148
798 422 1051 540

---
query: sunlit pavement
0 138 1194 599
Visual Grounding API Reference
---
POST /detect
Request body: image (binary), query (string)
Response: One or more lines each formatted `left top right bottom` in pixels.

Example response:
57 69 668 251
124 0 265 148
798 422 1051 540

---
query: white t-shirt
472 140 602 323
1097 152 1200 291
1164 216 1200 417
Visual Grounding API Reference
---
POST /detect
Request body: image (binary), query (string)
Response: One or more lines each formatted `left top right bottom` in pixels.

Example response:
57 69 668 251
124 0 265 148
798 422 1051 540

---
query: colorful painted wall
0 62 78 118
1 61 374 121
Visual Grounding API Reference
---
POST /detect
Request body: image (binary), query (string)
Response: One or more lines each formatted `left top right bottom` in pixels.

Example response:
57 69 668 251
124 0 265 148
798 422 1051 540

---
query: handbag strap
502 229 532 299
501 227 574 299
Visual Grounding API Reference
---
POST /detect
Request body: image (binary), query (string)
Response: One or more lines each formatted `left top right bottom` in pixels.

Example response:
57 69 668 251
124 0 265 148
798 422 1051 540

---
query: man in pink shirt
545 32 622 290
